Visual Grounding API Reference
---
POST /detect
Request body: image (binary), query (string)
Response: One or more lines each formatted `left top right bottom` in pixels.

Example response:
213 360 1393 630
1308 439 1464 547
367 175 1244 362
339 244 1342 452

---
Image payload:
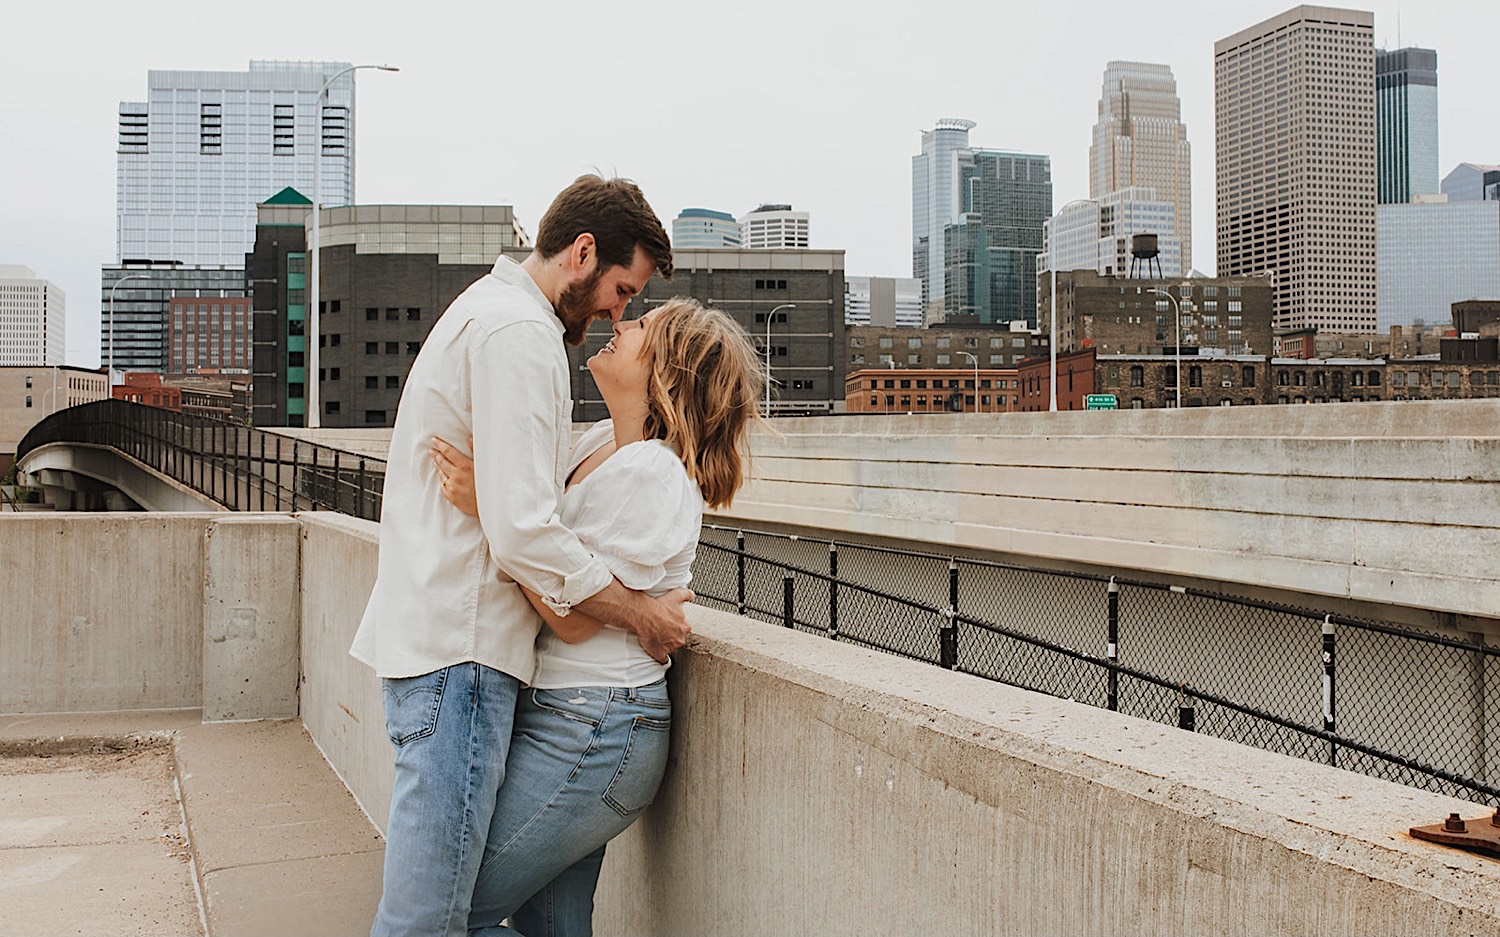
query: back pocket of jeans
383 668 448 746
602 715 670 818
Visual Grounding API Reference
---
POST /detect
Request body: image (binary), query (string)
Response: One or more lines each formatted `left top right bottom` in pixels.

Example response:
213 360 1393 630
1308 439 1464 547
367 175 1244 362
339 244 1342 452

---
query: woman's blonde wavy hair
638 298 764 508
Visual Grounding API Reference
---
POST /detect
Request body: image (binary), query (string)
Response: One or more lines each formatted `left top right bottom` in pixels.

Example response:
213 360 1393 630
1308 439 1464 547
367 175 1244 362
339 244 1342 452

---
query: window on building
990 338 1002 348
851 354 865 365
1129 365 1144 387
1351 371 1364 387
366 308 378 321
406 342 420 355
1294 372 1306 387
1368 371 1381 387
791 380 814 390
1011 338 1024 348
989 355 1002 365
1242 366 1256 388
365 410 386 424
289 351 305 367
330 300 341 314
907 337 922 349
288 383 304 399
1391 371 1406 387
1164 366 1178 388
329 368 340 381
965 338 978 348
878 337 893 349
386 308 400 321
936 337 951 349
24 395 32 408
385 342 399 355
325 401 340 414
365 342 378 355
24 377 32 388
936 354 950 365
406 308 421 321
386 376 399 389
907 354 919 365
851 337 865 348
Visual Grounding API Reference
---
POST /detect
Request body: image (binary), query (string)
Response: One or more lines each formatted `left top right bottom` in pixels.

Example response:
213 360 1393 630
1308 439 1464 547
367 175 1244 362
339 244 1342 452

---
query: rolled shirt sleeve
468 321 614 614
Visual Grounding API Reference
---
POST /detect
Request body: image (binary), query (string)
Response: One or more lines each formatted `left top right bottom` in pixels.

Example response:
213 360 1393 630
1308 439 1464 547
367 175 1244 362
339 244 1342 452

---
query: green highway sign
1084 394 1118 410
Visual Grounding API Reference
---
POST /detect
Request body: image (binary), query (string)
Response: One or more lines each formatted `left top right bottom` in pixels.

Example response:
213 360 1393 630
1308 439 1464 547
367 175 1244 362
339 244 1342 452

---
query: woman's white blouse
530 420 704 689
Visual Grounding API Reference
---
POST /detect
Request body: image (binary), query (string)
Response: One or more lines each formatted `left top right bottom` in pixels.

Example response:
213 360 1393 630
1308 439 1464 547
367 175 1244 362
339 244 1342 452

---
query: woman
430 297 763 936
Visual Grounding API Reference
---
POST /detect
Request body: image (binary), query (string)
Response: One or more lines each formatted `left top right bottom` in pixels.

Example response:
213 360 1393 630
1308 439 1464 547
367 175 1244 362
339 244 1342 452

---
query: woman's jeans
467 679 672 937
371 662 521 937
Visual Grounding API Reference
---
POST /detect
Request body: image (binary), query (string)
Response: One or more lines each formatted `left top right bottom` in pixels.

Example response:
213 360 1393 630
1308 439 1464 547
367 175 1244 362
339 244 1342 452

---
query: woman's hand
431 436 479 517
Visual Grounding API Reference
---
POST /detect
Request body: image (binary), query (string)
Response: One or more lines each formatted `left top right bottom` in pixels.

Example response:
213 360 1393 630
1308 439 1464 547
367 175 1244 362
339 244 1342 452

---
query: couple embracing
350 176 764 936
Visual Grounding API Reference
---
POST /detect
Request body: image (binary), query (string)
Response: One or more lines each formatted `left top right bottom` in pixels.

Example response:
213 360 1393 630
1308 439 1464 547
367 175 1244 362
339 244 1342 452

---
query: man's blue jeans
467 679 672 937
371 662 520 937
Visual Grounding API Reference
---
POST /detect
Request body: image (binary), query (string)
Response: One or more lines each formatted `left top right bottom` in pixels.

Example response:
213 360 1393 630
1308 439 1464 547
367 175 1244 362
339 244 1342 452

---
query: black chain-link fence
694 525 1500 807
16 399 386 519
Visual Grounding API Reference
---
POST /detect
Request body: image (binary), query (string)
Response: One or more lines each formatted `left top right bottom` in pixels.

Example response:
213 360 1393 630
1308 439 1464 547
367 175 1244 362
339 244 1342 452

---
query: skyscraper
1215 6 1377 334
107 60 357 377
844 276 923 328
1089 62 1193 271
1376 47 1439 203
0 266 65 366
672 208 741 248
943 150 1052 326
911 118 977 317
116 60 357 265
1377 200 1500 330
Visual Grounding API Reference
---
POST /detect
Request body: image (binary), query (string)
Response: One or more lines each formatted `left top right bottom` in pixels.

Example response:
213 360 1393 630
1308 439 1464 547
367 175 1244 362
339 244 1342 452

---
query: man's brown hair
535 175 673 280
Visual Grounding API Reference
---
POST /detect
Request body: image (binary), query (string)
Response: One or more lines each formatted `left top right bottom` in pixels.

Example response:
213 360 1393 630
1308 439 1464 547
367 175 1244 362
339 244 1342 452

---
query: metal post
828 542 840 641
332 449 342 512
736 530 746 615
291 440 301 510
782 573 795 629
940 558 959 669
358 457 368 520
1322 615 1337 766
1177 685 1196 732
1106 577 1120 712
259 433 267 511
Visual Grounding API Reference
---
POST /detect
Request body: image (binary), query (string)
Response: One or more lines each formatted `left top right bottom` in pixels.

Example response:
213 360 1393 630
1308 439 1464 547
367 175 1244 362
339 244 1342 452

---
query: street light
308 63 399 429
958 351 979 413
108 273 151 386
763 303 796 417
1148 287 1183 409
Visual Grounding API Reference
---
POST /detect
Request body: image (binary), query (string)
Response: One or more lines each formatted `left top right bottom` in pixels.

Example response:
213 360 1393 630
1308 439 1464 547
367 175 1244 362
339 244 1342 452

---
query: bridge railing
694 525 1500 808
16 400 386 520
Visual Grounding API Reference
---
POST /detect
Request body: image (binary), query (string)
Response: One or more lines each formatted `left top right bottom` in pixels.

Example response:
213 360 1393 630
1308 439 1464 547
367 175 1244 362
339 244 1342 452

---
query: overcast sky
3 0 1496 366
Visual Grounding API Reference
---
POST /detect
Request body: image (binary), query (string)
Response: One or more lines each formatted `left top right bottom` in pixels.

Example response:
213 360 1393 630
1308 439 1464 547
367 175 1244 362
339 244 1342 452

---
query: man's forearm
571 579 657 637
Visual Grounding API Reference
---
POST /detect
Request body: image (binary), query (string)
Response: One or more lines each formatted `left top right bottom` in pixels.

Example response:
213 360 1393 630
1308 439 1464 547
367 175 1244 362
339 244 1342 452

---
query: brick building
1017 348 1098 411
1038 271 1275 358
112 372 182 410
170 295 253 374
846 324 1045 375
843 367 1021 414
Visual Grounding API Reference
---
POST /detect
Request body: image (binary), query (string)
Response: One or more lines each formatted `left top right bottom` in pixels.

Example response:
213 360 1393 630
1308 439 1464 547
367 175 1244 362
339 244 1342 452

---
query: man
350 175 689 936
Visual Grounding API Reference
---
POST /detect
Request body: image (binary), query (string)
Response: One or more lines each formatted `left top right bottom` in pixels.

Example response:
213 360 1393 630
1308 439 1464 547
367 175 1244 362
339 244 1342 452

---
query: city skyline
3 0 1497 366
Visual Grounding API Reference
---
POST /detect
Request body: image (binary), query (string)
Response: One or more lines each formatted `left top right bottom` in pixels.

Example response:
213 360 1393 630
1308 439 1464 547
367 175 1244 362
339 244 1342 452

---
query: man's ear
570 233 597 273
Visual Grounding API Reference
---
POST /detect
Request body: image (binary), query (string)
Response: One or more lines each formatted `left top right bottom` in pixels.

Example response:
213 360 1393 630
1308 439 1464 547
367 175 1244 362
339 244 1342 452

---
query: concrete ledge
173 720 383 937
593 606 1500 937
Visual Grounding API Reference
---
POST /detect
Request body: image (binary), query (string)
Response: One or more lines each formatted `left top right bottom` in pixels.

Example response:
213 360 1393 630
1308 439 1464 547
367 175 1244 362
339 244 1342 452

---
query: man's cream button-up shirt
350 256 615 680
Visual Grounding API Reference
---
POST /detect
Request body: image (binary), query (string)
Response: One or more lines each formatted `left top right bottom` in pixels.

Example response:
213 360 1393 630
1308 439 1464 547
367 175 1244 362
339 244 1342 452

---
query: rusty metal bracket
1409 810 1500 860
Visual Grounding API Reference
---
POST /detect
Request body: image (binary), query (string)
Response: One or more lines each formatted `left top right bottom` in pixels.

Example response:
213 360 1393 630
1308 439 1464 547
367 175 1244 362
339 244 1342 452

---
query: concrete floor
0 712 384 937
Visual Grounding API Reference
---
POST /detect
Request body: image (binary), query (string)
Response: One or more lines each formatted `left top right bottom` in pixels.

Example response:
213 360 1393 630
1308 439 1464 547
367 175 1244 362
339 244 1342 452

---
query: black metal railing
692 526 1500 808
16 400 386 519
19 401 1497 805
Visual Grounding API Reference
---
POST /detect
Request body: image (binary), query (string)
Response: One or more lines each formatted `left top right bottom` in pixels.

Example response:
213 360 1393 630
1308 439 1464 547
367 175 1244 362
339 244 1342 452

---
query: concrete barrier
594 606 1500 936
714 400 1500 622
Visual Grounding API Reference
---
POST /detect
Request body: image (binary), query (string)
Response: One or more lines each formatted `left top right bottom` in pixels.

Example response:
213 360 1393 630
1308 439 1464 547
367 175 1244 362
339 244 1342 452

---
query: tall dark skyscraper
942 151 1052 326
1376 47 1439 204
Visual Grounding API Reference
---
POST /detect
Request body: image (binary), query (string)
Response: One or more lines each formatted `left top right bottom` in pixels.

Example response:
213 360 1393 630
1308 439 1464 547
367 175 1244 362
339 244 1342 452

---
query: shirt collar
489 255 565 336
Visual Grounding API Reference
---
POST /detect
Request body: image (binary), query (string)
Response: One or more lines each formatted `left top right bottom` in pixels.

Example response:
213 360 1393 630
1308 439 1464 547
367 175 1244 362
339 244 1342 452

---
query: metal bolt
1444 813 1466 833
1492 808 1500 829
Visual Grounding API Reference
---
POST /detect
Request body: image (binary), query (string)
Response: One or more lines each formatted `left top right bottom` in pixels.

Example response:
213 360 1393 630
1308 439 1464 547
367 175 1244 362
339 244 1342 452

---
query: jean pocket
383 668 449 747
529 687 603 727
602 714 671 818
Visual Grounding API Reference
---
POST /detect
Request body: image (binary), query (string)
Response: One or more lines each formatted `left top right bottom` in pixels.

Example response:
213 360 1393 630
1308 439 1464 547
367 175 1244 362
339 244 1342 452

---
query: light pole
1148 287 1183 409
958 351 979 413
308 63 398 428
763 303 796 417
108 273 151 386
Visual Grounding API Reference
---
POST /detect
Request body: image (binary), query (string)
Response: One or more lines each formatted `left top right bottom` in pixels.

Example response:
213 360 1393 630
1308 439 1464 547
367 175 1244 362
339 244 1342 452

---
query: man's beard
556 267 605 345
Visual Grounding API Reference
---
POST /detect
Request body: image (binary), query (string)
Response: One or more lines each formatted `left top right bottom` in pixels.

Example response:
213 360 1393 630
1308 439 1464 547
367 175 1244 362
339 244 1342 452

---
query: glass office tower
1376 48 1439 204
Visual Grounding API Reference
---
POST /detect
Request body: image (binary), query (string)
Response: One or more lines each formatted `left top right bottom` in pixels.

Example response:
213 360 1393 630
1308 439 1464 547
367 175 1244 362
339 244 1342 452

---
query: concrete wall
296 512 393 830
594 606 1500 936
713 400 1500 621
0 514 296 718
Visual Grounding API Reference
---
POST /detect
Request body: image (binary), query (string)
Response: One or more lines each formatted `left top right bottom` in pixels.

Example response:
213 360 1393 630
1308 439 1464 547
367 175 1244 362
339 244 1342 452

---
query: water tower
1128 233 1162 279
